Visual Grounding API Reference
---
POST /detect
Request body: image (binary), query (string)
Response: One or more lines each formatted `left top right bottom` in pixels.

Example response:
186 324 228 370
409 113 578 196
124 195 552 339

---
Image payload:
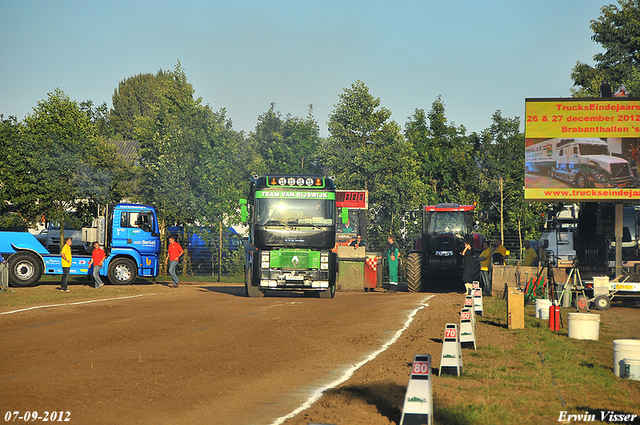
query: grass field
434 297 640 425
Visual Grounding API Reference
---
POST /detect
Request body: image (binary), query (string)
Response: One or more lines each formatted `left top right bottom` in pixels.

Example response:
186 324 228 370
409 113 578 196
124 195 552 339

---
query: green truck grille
270 249 320 269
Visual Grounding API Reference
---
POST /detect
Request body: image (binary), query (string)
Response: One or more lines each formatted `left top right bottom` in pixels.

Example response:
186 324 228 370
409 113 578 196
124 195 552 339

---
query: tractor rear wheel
406 252 425 292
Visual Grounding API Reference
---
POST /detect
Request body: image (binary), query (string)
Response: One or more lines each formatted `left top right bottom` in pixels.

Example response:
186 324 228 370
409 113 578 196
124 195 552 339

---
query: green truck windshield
255 195 335 226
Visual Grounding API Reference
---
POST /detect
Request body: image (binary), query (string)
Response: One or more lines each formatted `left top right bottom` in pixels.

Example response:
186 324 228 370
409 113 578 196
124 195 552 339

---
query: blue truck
0 203 161 287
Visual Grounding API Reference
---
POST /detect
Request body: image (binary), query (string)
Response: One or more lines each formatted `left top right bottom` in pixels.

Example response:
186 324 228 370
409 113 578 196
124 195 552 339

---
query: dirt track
0 283 451 425
2 281 639 425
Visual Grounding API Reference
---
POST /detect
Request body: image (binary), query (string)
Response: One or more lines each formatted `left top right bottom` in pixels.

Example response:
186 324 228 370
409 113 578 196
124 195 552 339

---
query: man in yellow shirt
493 237 507 265
522 240 538 267
478 241 492 296
60 238 72 292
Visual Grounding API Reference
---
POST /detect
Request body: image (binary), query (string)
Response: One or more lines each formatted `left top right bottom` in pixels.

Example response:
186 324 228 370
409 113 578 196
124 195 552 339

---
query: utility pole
601 81 623 278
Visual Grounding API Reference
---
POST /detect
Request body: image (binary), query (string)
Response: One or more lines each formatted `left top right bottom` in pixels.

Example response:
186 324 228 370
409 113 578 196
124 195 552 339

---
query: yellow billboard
524 98 640 201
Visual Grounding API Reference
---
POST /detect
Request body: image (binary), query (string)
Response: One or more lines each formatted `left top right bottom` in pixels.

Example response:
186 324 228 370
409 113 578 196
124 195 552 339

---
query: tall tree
134 62 246 243
0 115 23 225
135 63 208 228
7 89 106 239
247 103 322 175
110 70 171 140
320 81 422 250
405 97 476 205
473 111 544 249
571 0 640 96
80 100 113 139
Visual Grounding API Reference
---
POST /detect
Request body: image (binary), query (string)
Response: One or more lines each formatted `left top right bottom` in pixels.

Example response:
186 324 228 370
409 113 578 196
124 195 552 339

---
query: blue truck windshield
255 197 335 226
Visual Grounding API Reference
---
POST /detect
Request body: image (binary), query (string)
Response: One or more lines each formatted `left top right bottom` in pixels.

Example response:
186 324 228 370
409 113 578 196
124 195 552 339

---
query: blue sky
0 1 609 137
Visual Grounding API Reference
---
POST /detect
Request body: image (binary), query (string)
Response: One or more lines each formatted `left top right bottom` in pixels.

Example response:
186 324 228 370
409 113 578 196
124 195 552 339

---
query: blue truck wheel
108 258 136 285
9 252 43 287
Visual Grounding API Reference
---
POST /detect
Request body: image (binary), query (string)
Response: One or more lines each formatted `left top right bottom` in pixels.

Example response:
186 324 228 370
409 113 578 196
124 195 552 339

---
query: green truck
240 174 346 298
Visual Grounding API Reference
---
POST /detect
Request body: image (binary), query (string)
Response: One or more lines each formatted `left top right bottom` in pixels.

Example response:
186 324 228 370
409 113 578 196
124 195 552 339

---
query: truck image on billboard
525 98 640 201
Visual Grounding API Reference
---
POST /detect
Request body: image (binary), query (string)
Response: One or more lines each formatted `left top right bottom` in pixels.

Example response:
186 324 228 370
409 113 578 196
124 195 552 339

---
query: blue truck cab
0 203 161 287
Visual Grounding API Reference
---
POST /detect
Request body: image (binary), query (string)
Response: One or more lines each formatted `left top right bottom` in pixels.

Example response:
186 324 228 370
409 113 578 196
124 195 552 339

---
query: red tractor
406 203 483 292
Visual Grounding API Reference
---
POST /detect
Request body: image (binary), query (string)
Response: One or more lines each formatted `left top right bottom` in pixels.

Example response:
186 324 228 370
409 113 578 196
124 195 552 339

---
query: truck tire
406 252 425 292
245 261 265 298
8 251 43 287
574 172 588 188
108 258 136 285
320 251 337 299
319 284 336 299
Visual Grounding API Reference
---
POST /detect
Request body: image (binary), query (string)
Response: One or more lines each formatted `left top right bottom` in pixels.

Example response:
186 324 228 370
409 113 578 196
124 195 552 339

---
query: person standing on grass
478 240 492 296
89 241 106 288
522 240 538 267
165 236 184 287
60 238 72 292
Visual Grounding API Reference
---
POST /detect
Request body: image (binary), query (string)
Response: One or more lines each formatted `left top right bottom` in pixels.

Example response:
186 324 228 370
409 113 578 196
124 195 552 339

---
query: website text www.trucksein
544 189 640 198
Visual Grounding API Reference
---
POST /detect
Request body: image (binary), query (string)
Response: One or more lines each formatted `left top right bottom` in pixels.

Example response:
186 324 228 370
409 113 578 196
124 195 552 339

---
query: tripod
558 258 589 312
525 251 556 303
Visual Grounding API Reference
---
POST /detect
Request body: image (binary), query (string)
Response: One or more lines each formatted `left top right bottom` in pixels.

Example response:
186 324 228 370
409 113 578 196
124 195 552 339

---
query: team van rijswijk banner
524 97 640 201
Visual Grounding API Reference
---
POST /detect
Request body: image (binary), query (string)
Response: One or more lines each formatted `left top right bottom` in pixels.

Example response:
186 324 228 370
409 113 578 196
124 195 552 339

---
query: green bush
222 249 245 277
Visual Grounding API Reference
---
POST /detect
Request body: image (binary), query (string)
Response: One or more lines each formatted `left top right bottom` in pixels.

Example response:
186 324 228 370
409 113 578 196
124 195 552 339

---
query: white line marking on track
270 294 436 425
0 293 156 316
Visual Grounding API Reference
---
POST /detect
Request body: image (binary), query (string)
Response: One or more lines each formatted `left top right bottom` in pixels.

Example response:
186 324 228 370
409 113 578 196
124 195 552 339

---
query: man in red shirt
165 236 184 287
89 241 106 288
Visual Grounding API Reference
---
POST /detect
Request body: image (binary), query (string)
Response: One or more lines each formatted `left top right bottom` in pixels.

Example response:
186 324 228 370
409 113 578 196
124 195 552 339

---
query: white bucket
567 313 600 341
613 339 640 377
535 299 552 319
623 359 640 381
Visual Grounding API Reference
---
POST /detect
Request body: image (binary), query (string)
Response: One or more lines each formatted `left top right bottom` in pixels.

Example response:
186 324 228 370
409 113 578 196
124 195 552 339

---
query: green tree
472 111 544 253
571 0 640 96
9 89 107 241
110 70 171 140
405 98 477 205
75 139 135 210
192 108 247 278
320 81 422 250
247 103 322 175
133 62 246 274
76 100 138 208
80 100 113 139
0 115 24 225
322 81 397 189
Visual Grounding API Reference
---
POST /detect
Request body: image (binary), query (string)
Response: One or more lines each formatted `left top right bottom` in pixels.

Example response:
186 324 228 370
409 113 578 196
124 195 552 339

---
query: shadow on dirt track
197 286 315 298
